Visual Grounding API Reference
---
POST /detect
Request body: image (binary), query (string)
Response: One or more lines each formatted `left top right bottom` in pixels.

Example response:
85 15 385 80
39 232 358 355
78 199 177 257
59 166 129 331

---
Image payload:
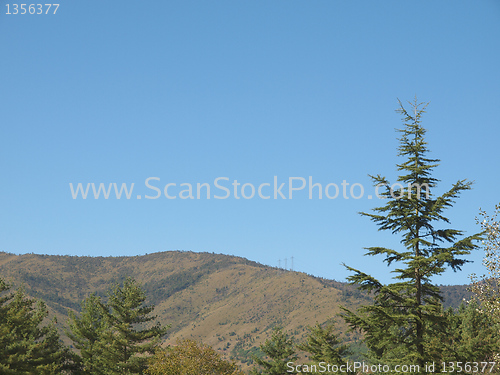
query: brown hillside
0 251 467 369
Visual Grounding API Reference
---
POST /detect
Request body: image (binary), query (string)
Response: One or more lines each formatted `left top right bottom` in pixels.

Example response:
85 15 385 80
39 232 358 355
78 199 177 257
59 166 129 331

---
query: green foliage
435 301 500 364
68 277 168 375
105 277 168 373
297 323 353 371
251 327 298 375
67 293 111 375
0 278 71 374
342 98 482 371
346 339 368 362
146 338 244 375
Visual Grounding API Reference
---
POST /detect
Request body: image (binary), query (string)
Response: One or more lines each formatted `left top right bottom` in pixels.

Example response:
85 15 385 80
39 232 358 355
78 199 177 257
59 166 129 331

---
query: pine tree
251 327 298 375
67 293 111 375
342 98 481 372
102 277 168 374
68 278 168 375
297 323 352 371
0 278 71 374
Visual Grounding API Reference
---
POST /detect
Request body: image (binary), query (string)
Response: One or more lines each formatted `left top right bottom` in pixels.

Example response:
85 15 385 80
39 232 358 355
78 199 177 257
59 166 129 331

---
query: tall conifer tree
0 278 71 374
102 277 168 374
342 98 481 371
68 278 168 375
67 293 111 375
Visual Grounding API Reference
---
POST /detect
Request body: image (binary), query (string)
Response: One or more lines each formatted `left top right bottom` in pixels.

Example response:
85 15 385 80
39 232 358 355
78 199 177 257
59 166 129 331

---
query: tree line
1 99 499 374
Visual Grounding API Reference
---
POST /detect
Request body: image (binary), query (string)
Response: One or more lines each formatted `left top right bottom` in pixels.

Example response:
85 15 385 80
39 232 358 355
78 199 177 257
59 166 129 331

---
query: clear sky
1 0 499 285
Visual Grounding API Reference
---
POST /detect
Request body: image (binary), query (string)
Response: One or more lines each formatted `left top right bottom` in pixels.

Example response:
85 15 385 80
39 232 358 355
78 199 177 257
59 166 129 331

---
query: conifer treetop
342 98 482 371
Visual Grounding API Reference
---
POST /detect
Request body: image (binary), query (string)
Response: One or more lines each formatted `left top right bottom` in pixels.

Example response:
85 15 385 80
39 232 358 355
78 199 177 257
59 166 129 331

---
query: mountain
0 251 471 369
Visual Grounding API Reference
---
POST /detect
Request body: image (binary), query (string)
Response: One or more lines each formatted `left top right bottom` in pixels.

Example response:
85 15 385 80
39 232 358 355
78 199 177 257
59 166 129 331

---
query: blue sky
1 0 499 285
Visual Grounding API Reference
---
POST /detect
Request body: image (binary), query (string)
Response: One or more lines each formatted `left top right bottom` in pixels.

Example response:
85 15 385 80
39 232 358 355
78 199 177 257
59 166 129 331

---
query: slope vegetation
0 251 468 369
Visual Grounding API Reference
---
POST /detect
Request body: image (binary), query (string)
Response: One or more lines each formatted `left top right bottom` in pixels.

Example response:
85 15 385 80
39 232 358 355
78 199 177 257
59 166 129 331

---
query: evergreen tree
342 98 481 371
102 277 168 374
297 323 352 371
68 277 168 375
67 293 111 375
0 278 12 347
251 327 298 375
0 278 71 374
436 301 500 363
